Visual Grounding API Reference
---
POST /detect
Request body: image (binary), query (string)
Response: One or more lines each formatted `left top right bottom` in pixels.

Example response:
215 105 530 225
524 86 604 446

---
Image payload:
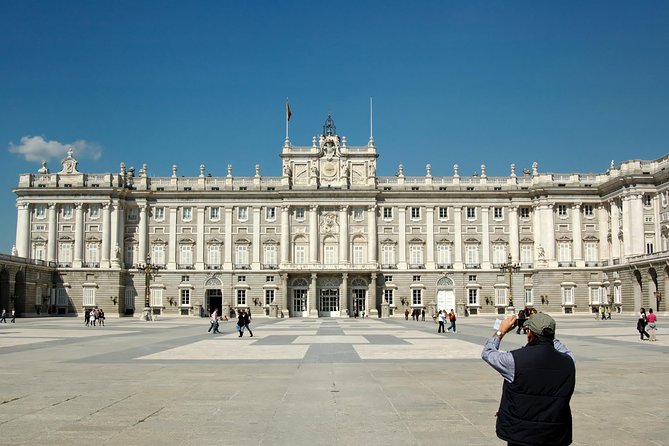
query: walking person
10 309 15 323
84 308 90 326
208 308 219 334
437 310 445 333
89 309 96 327
482 313 576 446
404 308 409 320
447 309 457 333
421 308 425 321
516 309 527 334
647 308 658 341
237 310 246 337
243 310 253 337
0 308 6 323
600 305 606 321
98 309 105 326
637 307 650 340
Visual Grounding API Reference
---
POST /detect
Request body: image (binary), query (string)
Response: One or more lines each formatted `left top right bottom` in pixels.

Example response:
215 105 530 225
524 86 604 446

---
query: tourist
208 308 219 334
637 308 650 340
98 309 105 326
482 313 576 446
84 308 90 326
447 309 457 333
242 310 253 337
404 308 409 320
89 309 96 327
516 309 527 334
10 309 15 323
647 308 657 341
0 308 6 323
437 310 445 333
600 305 606 321
421 308 425 321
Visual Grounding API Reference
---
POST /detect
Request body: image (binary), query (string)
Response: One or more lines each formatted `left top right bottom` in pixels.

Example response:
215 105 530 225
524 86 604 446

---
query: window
495 288 507 306
207 244 221 266
236 289 247 306
382 245 395 266
238 207 248 221
34 224 46 231
210 207 220 220
152 244 166 266
520 244 533 265
437 244 451 266
59 242 73 265
324 245 336 265
384 289 394 305
295 207 305 219
525 288 534 306
353 208 364 220
35 204 46 219
83 287 96 307
492 244 507 265
384 275 393 282
263 244 277 266
266 275 275 282
558 242 572 262
466 207 476 219
33 244 46 260
294 246 306 264
179 245 193 266
468 288 478 305
238 275 246 282
562 287 574 305
412 288 422 305
150 288 163 307
411 207 421 219
181 275 190 282
265 289 275 306
438 207 448 219
353 245 365 264
465 245 479 265
235 244 249 266
613 285 622 304
589 287 601 305
520 207 530 218
154 207 165 221
583 205 594 217
124 244 136 266
125 288 136 309
88 204 100 219
413 275 421 282
383 207 393 219
182 207 192 221
646 241 654 254
644 195 652 206
557 205 567 217
180 289 191 306
409 245 423 265
85 243 99 265
468 275 477 282
494 207 503 219
584 242 598 263
266 207 276 220
62 204 73 219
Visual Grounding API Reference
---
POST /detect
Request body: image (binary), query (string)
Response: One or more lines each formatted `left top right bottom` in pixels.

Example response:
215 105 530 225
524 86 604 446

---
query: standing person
89 309 96 327
98 309 105 326
237 310 246 337
482 313 576 446
421 308 425 321
404 308 409 320
10 309 15 323
208 308 219 334
448 309 457 333
0 308 6 323
516 309 527 334
600 305 606 321
84 308 90 326
243 310 253 337
437 310 445 333
647 308 657 341
637 308 650 340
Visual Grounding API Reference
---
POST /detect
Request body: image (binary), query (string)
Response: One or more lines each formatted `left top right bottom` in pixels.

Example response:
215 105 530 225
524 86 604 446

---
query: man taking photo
481 313 576 446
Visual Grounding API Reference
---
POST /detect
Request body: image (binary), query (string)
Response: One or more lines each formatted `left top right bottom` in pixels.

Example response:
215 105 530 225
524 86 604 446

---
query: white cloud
8 135 103 162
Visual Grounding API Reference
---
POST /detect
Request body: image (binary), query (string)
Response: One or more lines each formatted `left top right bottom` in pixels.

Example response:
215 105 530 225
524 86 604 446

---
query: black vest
496 341 575 446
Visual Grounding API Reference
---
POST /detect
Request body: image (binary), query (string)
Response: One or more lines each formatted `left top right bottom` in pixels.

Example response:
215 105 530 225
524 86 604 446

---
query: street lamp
499 253 520 313
137 255 162 321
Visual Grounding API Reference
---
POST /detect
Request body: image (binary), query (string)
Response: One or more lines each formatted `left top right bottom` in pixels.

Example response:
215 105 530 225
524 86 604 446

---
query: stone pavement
0 314 667 445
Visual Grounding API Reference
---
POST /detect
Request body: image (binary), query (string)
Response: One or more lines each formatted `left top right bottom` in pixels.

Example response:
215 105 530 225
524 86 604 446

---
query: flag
286 101 292 122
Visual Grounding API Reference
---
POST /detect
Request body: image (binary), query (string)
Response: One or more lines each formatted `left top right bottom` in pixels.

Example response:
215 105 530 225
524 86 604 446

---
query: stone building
7 115 669 318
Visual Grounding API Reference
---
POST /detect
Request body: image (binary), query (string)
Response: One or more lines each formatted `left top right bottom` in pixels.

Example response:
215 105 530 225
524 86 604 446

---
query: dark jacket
243 313 251 326
496 340 576 446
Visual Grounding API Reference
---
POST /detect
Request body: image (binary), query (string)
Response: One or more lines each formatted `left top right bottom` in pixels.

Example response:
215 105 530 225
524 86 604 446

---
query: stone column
339 205 349 263
252 206 261 269
168 206 178 269
629 194 645 255
196 206 205 269
398 206 407 268
15 201 30 258
653 194 662 252
280 205 290 264
571 203 582 265
368 273 378 317
224 207 233 269
453 206 463 268
543 204 555 263
341 272 349 317
73 203 84 267
309 205 319 264
481 206 490 269
609 200 621 261
309 273 318 317
101 202 111 268
532 201 543 265
509 206 519 263
426 206 435 269
47 203 58 263
281 273 289 317
110 202 121 268
138 202 148 264
367 205 377 264
597 204 609 262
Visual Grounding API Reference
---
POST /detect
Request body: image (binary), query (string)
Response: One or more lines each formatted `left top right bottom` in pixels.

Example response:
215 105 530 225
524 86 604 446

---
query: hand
499 315 517 335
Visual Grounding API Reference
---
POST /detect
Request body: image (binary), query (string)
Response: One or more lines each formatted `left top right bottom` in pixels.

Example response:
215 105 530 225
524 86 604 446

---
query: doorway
319 288 339 317
352 289 366 317
437 289 455 312
206 289 222 317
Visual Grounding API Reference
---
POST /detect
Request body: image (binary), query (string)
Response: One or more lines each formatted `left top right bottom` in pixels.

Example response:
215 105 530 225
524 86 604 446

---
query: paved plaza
0 314 667 446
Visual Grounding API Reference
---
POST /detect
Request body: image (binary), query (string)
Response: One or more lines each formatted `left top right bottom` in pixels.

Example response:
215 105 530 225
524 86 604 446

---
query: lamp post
137 255 161 321
500 253 520 314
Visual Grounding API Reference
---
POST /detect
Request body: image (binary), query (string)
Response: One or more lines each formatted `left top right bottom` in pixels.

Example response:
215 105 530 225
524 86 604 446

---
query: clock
322 162 337 177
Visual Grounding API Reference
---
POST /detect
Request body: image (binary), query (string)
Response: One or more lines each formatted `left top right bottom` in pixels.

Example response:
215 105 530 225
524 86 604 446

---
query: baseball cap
525 313 556 337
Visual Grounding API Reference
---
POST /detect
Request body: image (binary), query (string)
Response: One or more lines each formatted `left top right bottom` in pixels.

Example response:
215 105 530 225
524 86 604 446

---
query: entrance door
207 289 222 317
352 289 366 317
292 289 308 317
437 289 455 312
318 289 340 317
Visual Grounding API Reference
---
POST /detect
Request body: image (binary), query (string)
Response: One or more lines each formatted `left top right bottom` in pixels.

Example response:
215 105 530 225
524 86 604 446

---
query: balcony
206 264 222 270
380 264 398 269
436 264 453 269
178 264 195 270
57 262 72 268
82 262 100 268
262 264 279 270
464 263 481 269
408 264 426 269
520 263 533 269
584 262 600 267
558 262 576 268
234 264 251 270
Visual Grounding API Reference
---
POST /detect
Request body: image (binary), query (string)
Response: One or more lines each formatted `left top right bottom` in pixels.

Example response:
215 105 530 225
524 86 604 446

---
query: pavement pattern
0 314 667 445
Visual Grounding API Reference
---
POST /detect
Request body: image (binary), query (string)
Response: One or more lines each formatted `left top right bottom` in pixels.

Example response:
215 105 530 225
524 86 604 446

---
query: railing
408 264 426 269
0 254 57 267
465 263 481 269
178 264 195 270
626 250 669 263
436 264 453 269
82 262 100 268
558 262 576 267
205 264 222 270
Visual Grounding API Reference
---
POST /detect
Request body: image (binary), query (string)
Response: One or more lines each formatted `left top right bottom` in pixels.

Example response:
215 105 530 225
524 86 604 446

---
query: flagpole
285 98 290 146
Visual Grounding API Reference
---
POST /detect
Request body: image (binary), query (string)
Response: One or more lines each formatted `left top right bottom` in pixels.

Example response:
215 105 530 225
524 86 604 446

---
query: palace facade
6 116 669 318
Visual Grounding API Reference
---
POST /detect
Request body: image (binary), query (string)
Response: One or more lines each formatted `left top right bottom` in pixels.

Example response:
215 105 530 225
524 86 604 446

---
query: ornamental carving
320 212 339 235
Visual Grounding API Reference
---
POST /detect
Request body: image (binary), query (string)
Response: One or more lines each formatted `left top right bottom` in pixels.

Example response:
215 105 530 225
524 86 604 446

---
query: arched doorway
350 278 367 318
436 276 455 314
318 277 341 318
204 277 223 318
291 278 308 318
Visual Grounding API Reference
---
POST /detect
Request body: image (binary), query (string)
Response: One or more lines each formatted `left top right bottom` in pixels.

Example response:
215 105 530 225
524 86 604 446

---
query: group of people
206 308 253 338
0 308 15 323
436 309 457 333
596 305 612 320
405 308 426 321
84 308 105 326
637 307 658 341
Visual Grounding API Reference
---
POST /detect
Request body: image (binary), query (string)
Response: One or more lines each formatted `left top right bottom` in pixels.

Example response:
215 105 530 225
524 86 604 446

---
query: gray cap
525 313 556 337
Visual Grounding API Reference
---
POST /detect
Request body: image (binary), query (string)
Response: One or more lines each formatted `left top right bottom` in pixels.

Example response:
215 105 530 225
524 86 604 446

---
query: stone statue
368 163 376 177
11 245 18 256
283 162 292 177
538 246 545 259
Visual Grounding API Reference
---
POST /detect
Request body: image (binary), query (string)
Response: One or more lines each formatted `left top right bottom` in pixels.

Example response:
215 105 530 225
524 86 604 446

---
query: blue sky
2 0 669 253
